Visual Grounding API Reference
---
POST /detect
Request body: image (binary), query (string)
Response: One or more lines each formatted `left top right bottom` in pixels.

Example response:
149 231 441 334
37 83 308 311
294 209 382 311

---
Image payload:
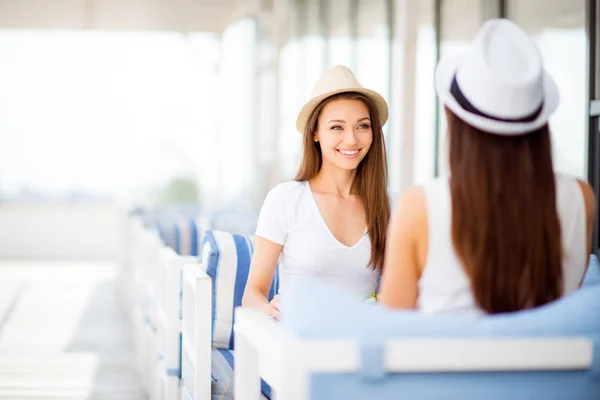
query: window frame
586 0 600 254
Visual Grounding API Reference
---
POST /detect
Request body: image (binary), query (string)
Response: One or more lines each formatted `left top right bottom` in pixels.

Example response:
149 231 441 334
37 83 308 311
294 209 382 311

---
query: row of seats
117 211 276 400
117 216 194 399
255 262 600 399
117 210 600 400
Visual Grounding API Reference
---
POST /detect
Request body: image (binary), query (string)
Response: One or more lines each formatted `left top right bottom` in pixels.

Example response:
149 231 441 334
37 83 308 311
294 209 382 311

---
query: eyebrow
327 117 371 124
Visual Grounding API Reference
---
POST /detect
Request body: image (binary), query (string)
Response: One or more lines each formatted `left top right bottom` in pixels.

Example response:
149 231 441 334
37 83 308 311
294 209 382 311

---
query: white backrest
233 308 596 400
180 262 212 400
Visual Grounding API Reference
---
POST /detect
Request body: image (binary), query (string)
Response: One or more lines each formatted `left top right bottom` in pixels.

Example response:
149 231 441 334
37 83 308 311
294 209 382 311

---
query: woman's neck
310 163 357 198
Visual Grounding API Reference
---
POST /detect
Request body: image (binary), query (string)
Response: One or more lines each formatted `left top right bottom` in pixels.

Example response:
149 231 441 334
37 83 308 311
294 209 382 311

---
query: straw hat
435 18 559 135
296 65 389 134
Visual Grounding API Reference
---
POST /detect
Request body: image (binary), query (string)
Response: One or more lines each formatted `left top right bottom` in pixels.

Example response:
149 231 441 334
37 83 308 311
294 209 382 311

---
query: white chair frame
180 261 212 400
233 308 593 400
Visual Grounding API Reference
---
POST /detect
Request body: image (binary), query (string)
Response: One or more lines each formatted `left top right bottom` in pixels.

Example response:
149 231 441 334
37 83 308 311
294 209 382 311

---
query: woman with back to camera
379 19 596 315
242 65 391 319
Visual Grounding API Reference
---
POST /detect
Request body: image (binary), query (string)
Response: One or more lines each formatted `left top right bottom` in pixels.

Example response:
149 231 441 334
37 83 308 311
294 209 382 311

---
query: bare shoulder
393 186 426 216
390 185 427 229
576 179 596 222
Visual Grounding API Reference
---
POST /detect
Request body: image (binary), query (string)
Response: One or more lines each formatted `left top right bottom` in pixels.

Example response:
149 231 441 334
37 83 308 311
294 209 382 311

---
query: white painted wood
234 309 286 390
234 308 306 399
277 341 310 400
180 266 201 400
181 335 195 369
155 362 168 400
121 219 164 398
234 333 261 400
384 339 593 372
192 263 212 400
234 309 269 400
285 338 593 374
181 267 198 360
234 306 594 400
164 249 184 370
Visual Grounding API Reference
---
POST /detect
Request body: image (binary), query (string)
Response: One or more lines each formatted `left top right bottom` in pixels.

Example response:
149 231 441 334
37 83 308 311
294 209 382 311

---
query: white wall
0 203 120 261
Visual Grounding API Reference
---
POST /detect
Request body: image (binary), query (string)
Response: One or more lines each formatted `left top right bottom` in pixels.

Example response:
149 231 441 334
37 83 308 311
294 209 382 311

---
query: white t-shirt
255 180 379 298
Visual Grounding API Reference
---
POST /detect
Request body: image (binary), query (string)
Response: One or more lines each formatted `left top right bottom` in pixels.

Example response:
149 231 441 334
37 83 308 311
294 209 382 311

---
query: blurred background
0 1 597 399
0 0 593 261
0 0 595 259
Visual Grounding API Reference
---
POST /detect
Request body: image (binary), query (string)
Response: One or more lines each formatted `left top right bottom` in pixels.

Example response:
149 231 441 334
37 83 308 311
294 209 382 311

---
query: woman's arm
242 236 283 319
575 179 597 287
378 186 427 309
243 183 288 319
578 179 597 256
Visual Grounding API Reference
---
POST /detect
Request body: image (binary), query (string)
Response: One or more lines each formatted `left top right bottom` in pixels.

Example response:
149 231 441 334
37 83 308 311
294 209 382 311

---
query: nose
343 129 359 146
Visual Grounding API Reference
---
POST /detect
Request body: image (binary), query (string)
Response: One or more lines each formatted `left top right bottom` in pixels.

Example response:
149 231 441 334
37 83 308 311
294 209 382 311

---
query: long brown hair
295 92 390 271
447 108 563 314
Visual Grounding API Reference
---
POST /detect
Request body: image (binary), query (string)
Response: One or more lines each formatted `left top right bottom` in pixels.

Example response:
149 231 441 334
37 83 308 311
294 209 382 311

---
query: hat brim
434 55 560 135
296 88 389 134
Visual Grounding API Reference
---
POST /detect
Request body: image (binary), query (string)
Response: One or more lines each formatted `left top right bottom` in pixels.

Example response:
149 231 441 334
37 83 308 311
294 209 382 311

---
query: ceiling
0 0 586 36
0 0 245 32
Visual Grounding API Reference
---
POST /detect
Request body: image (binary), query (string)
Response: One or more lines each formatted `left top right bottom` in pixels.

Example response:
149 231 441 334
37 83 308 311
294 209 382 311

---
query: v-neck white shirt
255 180 378 298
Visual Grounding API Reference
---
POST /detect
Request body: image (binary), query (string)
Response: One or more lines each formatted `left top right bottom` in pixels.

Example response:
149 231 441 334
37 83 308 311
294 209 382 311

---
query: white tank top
418 174 588 316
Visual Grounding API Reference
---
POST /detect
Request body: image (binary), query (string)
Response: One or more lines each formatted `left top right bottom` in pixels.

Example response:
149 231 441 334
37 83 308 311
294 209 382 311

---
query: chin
335 160 362 171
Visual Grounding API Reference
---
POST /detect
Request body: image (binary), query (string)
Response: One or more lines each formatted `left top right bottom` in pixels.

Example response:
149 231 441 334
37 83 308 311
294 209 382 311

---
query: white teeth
339 149 359 155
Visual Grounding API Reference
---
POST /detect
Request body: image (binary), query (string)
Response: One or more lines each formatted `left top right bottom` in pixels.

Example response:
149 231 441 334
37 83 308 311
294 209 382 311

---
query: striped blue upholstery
202 230 278 399
173 218 211 256
202 230 279 350
174 219 200 256
211 349 270 400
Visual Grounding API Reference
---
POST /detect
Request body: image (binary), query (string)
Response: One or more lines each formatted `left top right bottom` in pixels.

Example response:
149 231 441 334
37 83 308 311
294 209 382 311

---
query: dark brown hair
295 92 390 271
447 108 563 314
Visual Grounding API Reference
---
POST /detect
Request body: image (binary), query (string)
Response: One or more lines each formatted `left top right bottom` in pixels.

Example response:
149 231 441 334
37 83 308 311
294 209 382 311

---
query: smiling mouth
336 149 361 158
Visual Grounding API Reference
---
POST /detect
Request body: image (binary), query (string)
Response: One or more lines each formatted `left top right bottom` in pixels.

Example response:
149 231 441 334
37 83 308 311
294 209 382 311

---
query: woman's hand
242 236 283 318
268 294 281 320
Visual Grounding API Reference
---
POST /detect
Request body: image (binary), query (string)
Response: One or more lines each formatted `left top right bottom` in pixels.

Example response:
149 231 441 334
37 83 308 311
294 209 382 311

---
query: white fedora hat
296 65 389 134
435 18 559 136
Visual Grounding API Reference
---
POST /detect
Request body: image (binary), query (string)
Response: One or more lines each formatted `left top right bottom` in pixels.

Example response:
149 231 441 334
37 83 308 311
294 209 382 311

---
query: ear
314 136 319 142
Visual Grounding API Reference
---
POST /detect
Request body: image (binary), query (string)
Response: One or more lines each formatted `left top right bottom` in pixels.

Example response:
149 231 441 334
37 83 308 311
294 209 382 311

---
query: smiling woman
302 97 373 170
242 65 391 320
